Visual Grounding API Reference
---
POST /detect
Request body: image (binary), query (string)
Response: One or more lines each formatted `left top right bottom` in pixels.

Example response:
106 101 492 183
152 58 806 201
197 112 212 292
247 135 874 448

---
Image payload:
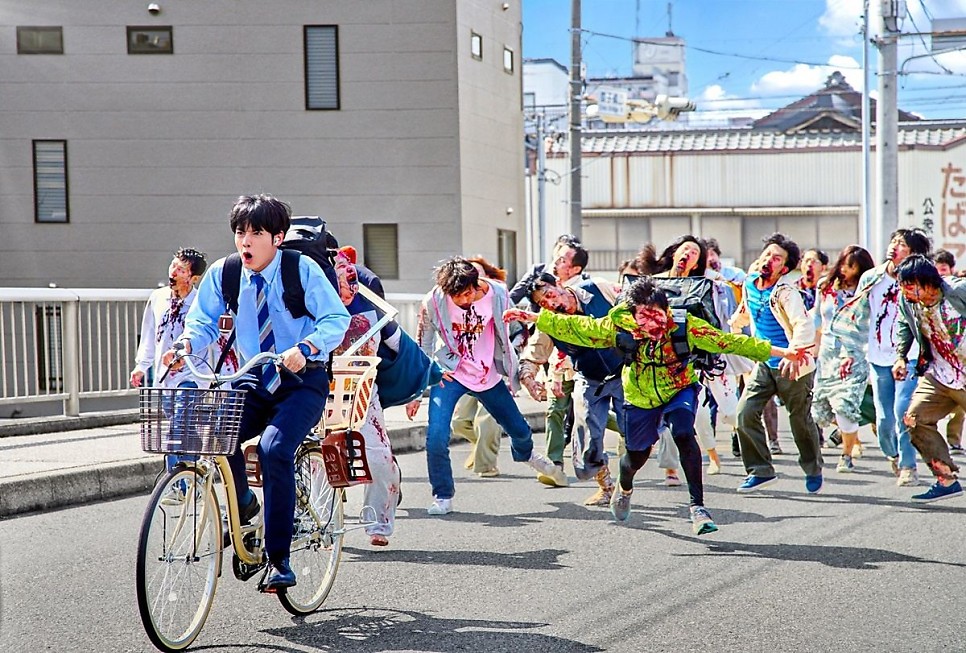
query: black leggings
619 407 704 507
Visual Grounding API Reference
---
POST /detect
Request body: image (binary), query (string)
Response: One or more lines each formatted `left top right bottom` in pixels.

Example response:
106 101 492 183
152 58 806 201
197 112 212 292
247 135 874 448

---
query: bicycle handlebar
169 348 301 385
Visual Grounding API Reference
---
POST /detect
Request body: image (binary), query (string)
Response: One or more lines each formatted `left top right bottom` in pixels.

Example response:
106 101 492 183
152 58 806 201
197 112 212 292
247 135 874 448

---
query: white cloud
751 55 864 95
818 0 864 41
691 84 770 123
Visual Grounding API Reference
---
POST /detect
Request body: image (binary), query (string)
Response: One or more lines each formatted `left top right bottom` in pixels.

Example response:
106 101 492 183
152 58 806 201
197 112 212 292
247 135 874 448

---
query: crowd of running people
413 227 966 537
135 194 966 593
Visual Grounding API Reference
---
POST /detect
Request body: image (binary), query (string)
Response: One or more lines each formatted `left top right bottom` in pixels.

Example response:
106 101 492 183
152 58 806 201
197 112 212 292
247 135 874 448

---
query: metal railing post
62 299 81 416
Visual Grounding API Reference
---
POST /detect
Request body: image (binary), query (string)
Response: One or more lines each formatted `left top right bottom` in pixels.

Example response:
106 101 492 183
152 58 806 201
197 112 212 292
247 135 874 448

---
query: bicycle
135 345 381 652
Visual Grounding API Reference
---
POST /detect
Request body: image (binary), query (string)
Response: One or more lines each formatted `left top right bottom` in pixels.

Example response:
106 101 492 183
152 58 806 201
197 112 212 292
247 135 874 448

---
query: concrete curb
0 410 139 439
0 408 546 518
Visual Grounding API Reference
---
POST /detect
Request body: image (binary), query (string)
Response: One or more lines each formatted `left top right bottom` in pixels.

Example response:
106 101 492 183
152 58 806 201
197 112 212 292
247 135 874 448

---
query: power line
580 28 863 70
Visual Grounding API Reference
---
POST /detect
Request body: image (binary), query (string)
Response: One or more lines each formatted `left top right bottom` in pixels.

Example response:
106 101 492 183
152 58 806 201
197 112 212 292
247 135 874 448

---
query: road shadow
342 546 570 570
772 489 966 515
651 527 966 569
263 607 604 652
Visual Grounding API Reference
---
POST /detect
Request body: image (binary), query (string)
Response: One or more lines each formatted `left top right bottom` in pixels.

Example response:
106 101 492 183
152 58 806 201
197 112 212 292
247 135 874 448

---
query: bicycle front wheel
278 448 344 615
136 466 222 652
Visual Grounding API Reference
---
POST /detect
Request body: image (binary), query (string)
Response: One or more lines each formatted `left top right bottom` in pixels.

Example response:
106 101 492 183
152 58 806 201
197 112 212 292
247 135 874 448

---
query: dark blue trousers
227 365 328 562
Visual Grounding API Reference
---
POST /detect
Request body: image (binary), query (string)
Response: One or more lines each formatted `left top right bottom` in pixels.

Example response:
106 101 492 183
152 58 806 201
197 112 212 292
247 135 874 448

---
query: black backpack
221 216 339 320
619 274 725 375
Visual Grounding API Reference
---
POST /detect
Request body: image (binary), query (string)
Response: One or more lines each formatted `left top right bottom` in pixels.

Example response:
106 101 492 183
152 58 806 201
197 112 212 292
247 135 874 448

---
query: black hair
434 256 480 295
933 248 956 269
897 254 944 289
804 248 829 266
761 232 801 271
569 244 589 271
624 276 669 313
819 245 874 292
174 247 207 277
229 194 291 238
633 243 659 275
655 235 707 276
526 271 558 299
702 237 722 256
890 228 931 256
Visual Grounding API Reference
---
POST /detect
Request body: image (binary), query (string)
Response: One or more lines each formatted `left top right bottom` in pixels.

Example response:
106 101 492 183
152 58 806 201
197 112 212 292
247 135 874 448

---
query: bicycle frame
175 455 264 566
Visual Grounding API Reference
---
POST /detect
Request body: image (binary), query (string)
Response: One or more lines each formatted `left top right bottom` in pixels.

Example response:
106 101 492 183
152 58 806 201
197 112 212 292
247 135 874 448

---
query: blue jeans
869 363 918 469
427 378 534 500
572 374 625 480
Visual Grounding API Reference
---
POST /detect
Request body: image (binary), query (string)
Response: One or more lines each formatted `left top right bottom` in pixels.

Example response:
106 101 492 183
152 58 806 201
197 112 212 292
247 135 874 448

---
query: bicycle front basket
139 386 247 455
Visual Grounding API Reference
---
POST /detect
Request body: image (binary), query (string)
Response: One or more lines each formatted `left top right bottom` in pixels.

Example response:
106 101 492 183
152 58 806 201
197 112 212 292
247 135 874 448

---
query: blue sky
522 0 966 120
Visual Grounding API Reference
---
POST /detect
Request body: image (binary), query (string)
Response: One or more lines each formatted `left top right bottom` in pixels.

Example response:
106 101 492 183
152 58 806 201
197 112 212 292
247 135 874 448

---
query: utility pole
569 0 583 240
535 111 547 262
876 0 903 259
861 0 872 251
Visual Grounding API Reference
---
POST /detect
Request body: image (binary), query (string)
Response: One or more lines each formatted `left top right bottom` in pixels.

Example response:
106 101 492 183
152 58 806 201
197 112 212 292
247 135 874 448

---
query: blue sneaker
912 480 964 503
805 474 823 494
736 474 777 493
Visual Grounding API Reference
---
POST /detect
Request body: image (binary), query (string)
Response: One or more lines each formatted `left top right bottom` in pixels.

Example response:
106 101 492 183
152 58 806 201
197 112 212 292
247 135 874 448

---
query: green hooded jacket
535 303 773 409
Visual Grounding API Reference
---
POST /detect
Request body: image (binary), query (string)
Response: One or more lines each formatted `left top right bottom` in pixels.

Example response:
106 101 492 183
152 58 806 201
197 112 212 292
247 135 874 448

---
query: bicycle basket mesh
139 387 247 455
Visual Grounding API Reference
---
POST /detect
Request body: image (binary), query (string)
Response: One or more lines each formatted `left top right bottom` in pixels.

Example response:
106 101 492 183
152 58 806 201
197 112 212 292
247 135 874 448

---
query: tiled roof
564 122 966 154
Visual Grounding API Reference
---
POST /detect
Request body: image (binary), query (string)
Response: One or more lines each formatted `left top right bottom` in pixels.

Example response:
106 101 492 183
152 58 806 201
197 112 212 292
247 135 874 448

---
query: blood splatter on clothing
915 299 966 388
334 313 378 356
445 289 500 391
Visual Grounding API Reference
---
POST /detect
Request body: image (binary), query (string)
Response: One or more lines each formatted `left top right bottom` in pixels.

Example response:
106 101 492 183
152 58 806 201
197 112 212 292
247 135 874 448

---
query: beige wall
0 0 523 292
455 0 526 284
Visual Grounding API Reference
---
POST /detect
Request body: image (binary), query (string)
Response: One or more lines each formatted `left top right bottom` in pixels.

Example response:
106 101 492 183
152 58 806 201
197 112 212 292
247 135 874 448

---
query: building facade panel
0 1 522 291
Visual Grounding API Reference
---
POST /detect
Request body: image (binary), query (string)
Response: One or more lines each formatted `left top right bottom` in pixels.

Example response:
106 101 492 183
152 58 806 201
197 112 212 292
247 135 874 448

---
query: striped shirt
745 273 788 368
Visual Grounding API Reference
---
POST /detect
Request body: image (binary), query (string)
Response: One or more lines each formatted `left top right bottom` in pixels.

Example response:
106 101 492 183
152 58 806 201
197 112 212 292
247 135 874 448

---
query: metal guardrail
0 288 424 417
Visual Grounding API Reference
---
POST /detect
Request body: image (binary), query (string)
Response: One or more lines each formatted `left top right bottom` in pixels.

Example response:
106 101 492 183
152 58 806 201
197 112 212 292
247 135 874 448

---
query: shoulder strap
669 309 691 363
280 249 312 320
222 253 242 315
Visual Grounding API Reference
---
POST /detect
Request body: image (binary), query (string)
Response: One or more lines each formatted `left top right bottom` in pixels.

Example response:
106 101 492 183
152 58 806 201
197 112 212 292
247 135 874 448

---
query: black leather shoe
731 431 741 458
223 493 260 547
265 558 297 590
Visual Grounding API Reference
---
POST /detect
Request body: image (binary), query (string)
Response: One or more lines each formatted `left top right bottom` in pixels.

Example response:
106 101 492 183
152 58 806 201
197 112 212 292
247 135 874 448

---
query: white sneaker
897 468 920 487
707 460 721 475
427 497 453 515
527 452 557 477
537 464 569 487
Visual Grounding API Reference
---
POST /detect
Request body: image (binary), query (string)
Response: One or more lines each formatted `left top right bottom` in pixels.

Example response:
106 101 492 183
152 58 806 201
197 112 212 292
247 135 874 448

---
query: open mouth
242 252 254 262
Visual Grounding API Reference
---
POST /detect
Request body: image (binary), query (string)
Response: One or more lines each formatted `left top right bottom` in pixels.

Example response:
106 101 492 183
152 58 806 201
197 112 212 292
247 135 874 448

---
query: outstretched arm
504 308 617 349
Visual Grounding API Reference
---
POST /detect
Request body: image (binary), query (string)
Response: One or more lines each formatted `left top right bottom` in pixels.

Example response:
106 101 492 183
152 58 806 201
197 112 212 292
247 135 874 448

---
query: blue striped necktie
252 272 281 393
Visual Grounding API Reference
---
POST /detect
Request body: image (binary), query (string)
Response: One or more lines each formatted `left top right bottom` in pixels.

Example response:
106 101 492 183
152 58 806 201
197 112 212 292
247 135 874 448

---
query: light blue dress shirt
182 250 350 365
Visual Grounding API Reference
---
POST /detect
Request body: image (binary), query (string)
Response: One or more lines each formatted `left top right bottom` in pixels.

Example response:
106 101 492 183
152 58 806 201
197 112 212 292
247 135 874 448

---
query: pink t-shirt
446 287 500 391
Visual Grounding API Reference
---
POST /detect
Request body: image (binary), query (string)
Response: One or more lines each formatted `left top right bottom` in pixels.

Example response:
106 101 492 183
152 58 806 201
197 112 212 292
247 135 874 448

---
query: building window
17 26 63 54
470 31 483 60
33 140 69 224
304 25 340 110
497 229 518 286
127 26 173 54
363 224 399 280
503 47 514 74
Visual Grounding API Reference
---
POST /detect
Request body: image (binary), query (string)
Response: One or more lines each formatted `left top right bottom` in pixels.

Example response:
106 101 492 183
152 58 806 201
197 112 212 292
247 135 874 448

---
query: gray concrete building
0 0 526 291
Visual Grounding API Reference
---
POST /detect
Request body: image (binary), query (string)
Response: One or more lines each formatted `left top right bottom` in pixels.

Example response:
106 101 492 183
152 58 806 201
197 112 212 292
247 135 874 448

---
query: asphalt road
1 441 964 653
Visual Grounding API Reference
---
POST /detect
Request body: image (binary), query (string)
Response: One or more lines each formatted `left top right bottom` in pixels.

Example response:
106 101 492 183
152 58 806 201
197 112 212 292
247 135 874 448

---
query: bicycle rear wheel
277 448 344 615
136 467 222 651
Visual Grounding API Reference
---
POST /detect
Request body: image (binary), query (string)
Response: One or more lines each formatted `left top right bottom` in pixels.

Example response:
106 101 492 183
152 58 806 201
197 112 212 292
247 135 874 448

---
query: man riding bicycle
162 194 349 591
